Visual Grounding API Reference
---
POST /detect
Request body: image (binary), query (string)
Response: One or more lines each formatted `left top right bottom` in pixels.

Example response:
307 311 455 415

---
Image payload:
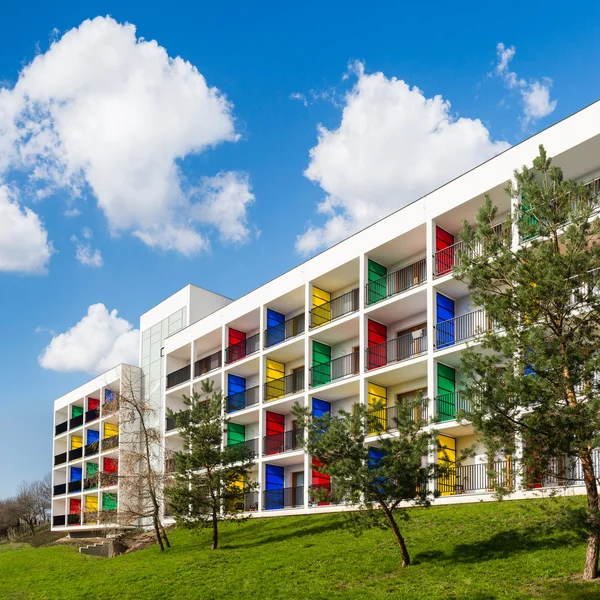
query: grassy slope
2 497 600 600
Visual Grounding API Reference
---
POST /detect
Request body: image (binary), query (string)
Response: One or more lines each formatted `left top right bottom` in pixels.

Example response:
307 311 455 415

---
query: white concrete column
258 307 265 512
303 279 311 511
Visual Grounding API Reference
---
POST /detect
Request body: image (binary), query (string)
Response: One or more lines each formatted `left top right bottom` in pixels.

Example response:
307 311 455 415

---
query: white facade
51 100 600 530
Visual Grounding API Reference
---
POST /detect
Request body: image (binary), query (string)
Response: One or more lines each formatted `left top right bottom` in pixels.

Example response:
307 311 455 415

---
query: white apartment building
51 100 600 531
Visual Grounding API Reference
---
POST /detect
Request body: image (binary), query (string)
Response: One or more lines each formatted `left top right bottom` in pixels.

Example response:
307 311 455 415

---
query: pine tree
455 144 600 580
166 380 257 550
293 396 436 568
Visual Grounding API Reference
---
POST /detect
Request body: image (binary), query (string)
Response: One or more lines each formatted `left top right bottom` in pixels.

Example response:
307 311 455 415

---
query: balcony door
292 471 304 507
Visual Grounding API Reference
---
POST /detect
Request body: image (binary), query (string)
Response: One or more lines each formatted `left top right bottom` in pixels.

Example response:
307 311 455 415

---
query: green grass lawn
2 497 600 599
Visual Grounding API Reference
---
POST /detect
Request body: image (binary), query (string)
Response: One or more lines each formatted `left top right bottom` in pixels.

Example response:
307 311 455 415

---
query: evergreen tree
166 381 257 550
293 396 436 568
454 145 600 580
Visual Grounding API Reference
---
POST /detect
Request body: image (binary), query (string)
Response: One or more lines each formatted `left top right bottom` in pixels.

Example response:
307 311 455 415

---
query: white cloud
296 63 510 254
0 16 256 254
38 303 139 374
71 228 103 267
0 184 53 273
494 43 557 126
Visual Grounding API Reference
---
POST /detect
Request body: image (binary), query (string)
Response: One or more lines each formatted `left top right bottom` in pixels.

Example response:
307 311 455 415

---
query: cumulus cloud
494 43 557 126
38 303 139 374
296 62 510 254
71 227 103 267
0 184 53 273
0 16 256 254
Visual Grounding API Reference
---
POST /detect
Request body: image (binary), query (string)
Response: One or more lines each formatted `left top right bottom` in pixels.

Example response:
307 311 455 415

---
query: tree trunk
382 505 410 567
159 521 171 548
212 507 219 550
153 515 165 552
581 448 599 580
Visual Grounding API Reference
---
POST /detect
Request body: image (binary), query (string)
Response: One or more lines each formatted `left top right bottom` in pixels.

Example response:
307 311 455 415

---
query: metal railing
265 313 305 347
368 399 429 432
244 492 259 512
226 385 260 413
226 333 261 364
228 438 259 458
366 258 427 306
67 514 81 526
263 428 304 455
68 480 82 493
310 351 359 387
194 350 222 377
263 485 305 510
68 447 83 461
69 414 84 429
53 483 66 496
84 441 99 457
85 408 99 423
308 483 341 506
166 410 190 432
435 461 515 495
311 288 360 328
366 330 427 371
52 515 66 527
434 309 493 349
435 392 472 422
101 435 119 451
55 421 68 436
54 452 67 466
264 370 305 401
166 364 191 389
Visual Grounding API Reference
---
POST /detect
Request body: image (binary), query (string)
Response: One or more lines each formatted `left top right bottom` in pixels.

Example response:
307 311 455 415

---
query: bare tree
15 482 38 535
32 473 52 523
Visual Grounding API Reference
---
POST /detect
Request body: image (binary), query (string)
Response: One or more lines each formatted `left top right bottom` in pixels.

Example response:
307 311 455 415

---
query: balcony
101 435 119 451
84 441 99 457
265 314 305 348
165 410 190 432
166 364 191 389
55 421 68 436
435 460 514 495
85 408 100 423
194 350 222 377
68 447 83 461
226 385 260 413
52 515 66 527
366 329 427 371
67 513 81 526
310 351 359 387
69 414 84 429
102 398 119 414
83 512 98 525
264 370 305 402
100 471 118 487
54 452 67 466
434 309 494 350
369 399 429 432
310 288 359 329
53 483 66 496
243 491 259 512
264 486 304 510
225 333 260 364
263 428 304 455
435 392 471 422
309 483 341 506
366 258 426 306
68 480 82 493
229 438 259 458
83 476 98 491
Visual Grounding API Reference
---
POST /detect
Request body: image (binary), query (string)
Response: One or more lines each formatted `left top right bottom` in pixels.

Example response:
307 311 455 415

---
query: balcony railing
55 421 68 436
310 351 359 387
263 428 304 455
69 447 83 461
435 461 515 496
102 398 119 414
83 476 98 491
225 333 261 364
52 515 66 527
67 513 81 526
166 364 191 389
263 485 305 510
366 330 427 371
100 471 118 487
85 441 99 457
101 435 119 451
69 414 84 429
308 483 342 506
54 452 67 466
68 480 82 493
165 458 176 474
435 392 472 422
366 258 427 306
83 512 98 525
194 350 222 377
265 314 305 348
368 399 429 432
434 309 494 349
229 438 259 458
244 492 259 512
53 483 66 496
165 410 190 432
264 370 305 402
85 408 99 423
310 288 360 328
226 385 260 413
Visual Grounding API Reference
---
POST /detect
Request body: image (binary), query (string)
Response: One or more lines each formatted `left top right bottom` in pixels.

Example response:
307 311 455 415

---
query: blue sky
0 0 599 497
